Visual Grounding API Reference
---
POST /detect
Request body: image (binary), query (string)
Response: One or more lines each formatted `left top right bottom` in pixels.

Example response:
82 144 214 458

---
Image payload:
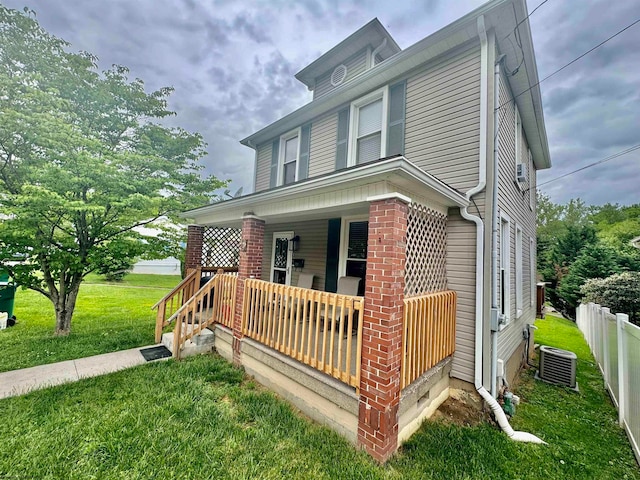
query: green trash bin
0 282 16 318
0 270 16 318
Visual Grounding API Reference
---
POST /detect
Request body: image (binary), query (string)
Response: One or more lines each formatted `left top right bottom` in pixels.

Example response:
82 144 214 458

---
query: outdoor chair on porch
296 273 315 290
320 276 361 335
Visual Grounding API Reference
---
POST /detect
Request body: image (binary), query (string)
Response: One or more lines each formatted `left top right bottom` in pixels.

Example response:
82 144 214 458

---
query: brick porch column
233 214 265 365
358 193 409 462
185 225 204 272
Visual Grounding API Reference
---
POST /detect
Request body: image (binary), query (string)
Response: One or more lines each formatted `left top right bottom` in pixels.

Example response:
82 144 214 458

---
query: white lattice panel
405 203 448 297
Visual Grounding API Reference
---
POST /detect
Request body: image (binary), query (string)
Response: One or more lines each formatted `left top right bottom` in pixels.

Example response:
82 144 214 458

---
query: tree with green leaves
0 6 225 334
557 243 619 314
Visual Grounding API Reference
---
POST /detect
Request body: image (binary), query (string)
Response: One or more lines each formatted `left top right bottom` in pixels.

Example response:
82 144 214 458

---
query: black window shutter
298 123 311 180
269 139 279 188
387 81 406 157
325 218 341 293
335 108 349 170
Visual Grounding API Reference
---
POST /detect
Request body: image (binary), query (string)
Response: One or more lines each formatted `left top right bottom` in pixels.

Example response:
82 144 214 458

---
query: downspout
370 38 387 68
460 16 545 444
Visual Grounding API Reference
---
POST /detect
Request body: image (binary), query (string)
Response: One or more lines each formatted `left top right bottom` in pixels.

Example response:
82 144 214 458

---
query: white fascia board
181 156 468 224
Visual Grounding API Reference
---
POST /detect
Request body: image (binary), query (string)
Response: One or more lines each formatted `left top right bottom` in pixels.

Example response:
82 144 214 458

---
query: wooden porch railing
242 279 364 391
401 290 457 389
167 273 238 358
153 267 201 343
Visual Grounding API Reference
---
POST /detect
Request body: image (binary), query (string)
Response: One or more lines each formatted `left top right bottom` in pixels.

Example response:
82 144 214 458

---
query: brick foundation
233 214 265 365
358 196 408 462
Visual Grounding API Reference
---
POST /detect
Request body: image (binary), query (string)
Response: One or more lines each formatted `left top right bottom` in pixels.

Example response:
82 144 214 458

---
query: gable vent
537 346 577 389
331 64 348 87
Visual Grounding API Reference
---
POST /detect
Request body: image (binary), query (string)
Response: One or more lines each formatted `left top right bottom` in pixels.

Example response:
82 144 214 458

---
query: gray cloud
3 0 639 206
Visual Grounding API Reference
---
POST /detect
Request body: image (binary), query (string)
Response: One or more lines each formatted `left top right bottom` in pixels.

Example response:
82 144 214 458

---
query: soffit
182 156 468 226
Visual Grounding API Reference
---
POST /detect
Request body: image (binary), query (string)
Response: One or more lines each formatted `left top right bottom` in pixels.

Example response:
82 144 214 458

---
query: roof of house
241 0 551 170
182 156 469 225
294 18 401 91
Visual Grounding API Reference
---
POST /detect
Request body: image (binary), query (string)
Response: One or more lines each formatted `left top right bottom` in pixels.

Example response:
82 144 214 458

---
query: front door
271 231 293 285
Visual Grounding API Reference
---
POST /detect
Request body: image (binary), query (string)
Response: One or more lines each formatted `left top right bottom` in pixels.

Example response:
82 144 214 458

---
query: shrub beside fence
577 303 640 465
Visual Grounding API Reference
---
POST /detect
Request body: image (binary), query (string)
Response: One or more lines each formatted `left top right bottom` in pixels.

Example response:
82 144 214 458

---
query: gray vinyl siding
313 48 369 100
446 208 477 383
254 142 273 193
495 68 538 367
403 43 483 384
261 219 328 291
404 44 482 193
308 112 338 178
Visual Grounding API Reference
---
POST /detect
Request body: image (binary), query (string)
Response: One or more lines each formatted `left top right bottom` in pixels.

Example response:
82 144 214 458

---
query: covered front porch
163 156 468 461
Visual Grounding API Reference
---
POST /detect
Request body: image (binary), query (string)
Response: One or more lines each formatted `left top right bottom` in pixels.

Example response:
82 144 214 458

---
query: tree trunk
54 283 80 336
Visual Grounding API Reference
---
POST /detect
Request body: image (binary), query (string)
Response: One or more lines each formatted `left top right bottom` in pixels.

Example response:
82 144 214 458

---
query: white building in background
131 219 184 275
132 257 181 275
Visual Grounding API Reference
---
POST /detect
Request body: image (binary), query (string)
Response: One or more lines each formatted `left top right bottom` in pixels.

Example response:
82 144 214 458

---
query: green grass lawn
0 313 638 479
0 273 181 372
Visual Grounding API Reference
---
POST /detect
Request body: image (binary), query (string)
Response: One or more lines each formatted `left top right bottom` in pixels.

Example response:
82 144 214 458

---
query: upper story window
514 105 526 190
280 128 300 185
347 87 388 166
529 150 535 211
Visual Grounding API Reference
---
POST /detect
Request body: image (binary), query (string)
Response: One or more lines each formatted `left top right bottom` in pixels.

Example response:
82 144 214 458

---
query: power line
537 144 640 188
497 17 640 110
501 0 551 42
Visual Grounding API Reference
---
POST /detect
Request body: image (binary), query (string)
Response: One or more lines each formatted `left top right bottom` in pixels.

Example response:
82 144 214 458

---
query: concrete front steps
161 324 216 358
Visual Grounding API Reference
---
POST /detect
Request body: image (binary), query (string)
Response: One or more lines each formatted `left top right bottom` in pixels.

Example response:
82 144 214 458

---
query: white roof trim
367 192 412 204
182 156 467 225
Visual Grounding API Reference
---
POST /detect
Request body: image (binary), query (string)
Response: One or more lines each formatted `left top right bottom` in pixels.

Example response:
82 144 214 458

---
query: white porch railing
577 303 640 465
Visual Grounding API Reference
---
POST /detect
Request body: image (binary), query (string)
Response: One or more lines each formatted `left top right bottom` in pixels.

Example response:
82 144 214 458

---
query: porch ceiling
182 156 469 227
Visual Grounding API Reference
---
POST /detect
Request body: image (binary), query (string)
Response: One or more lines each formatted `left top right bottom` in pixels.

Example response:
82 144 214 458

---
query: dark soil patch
432 391 490 427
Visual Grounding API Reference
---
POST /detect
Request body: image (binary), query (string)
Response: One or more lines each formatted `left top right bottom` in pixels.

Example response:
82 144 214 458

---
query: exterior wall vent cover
331 64 348 87
536 345 578 390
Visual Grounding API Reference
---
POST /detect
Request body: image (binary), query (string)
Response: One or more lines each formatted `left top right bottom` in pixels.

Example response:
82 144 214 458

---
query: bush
556 243 619 318
581 272 640 325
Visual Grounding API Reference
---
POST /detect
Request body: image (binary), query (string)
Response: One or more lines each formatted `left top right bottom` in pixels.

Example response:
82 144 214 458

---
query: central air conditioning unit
536 346 578 391
516 163 527 183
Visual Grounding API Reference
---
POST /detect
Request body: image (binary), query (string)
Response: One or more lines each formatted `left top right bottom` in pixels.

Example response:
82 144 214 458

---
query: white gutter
460 16 545 444
370 38 387 67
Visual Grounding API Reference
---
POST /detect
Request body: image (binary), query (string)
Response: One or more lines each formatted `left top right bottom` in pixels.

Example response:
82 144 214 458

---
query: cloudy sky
3 0 639 205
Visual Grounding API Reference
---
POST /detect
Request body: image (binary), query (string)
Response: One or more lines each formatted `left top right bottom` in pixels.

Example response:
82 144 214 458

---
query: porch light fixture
240 239 248 252
289 235 300 252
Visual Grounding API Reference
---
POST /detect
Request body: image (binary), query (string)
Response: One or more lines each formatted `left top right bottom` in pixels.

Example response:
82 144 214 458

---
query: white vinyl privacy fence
577 303 640 465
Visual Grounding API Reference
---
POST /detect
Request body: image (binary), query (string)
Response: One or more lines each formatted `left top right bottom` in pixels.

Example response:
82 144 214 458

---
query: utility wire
537 144 640 188
497 17 640 110
501 0 551 42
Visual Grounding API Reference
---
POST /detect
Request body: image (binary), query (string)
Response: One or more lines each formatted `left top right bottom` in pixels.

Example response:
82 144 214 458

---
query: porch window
348 87 388 167
340 218 368 296
280 129 300 185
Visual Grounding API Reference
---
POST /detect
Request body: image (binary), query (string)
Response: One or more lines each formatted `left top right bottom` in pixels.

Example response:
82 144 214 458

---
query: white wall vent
516 163 527 183
537 346 577 390
331 64 348 87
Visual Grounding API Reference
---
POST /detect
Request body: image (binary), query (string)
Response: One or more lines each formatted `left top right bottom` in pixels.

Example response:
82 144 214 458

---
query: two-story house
156 0 551 461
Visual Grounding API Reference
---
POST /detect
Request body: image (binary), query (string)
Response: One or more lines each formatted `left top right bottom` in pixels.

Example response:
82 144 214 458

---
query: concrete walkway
0 346 163 400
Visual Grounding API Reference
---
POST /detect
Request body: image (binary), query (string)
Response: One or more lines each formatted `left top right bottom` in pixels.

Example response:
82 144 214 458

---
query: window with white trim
515 224 523 319
499 214 511 327
348 87 388 166
339 216 369 296
514 105 523 189
529 151 535 211
279 128 300 186
530 237 536 307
